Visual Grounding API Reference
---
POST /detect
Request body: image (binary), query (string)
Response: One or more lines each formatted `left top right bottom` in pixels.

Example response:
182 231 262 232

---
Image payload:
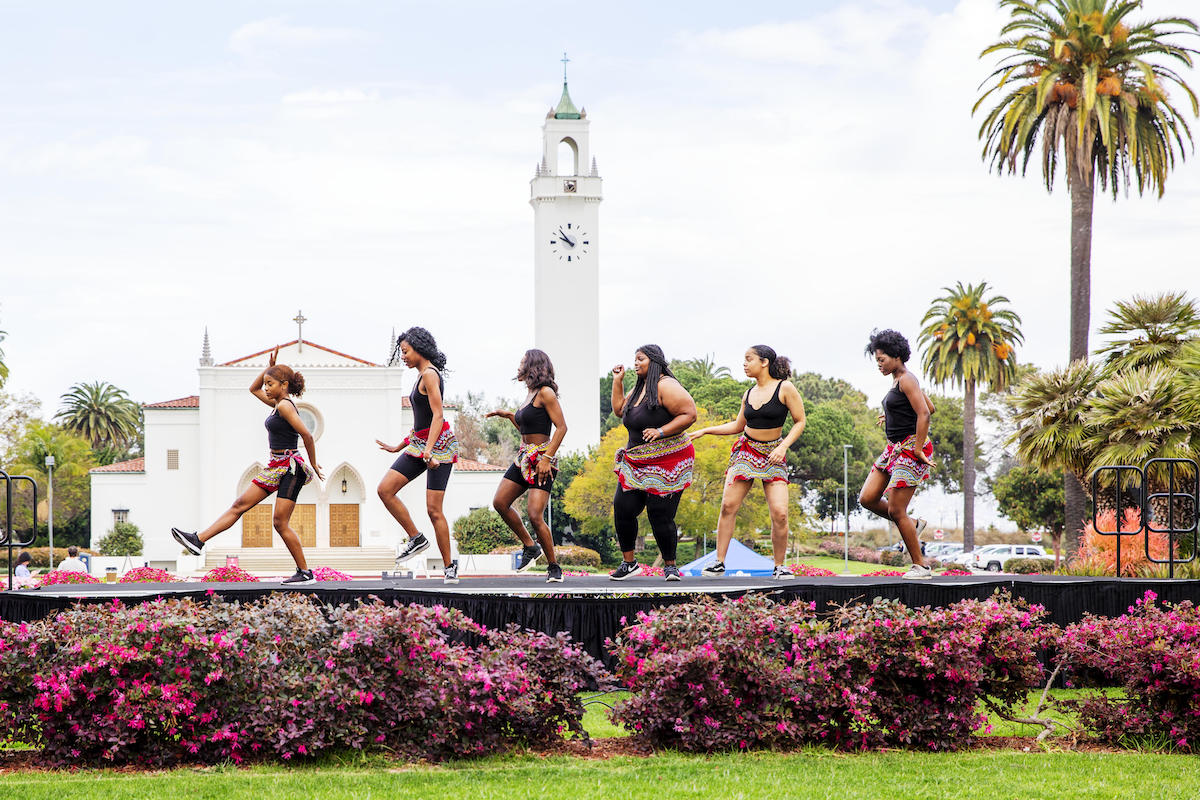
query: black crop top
410 370 444 431
623 395 675 449
514 399 552 436
743 381 788 430
882 383 918 442
265 400 299 451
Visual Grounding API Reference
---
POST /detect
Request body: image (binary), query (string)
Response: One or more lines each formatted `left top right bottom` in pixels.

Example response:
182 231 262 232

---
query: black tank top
265 399 299 451
883 383 918 442
410 370 444 431
623 391 675 449
742 381 788 431
514 398 552 436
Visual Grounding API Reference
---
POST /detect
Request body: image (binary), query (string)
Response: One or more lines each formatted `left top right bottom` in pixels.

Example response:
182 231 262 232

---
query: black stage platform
4 574 1198 662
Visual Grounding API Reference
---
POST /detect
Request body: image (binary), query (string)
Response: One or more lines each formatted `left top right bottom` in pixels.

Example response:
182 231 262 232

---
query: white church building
89 68 604 576
90 336 506 576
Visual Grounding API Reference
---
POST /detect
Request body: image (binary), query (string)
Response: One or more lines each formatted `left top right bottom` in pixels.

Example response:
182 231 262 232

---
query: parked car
925 543 963 560
945 545 1001 567
969 544 1048 572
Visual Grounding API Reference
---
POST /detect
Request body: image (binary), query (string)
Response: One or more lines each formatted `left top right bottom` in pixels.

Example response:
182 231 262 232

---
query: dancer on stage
485 349 567 583
859 329 935 579
172 347 322 585
689 345 806 579
376 327 461 584
610 345 697 581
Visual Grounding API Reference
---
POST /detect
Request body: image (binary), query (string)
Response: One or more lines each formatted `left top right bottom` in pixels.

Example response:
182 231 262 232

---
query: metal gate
1090 458 1199 578
1 468 39 588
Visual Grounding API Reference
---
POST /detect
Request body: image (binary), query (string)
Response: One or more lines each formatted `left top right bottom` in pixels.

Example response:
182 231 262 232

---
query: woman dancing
859 329 935 579
172 347 323 585
689 345 806 579
377 327 461 584
485 349 568 583
610 345 698 581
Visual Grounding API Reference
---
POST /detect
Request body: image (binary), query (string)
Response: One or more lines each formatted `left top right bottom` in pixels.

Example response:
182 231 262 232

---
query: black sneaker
171 527 203 556
664 565 682 582
701 561 725 577
396 534 430 564
609 561 641 581
443 560 459 585
546 563 564 583
282 569 315 586
516 544 543 572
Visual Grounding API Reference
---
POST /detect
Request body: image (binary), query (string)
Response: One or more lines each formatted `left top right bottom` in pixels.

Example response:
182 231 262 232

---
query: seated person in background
56 546 88 573
14 550 33 578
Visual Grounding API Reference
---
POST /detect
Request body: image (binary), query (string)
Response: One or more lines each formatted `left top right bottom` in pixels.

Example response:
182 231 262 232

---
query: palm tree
680 355 732 380
1009 361 1102 553
919 282 1024 552
55 381 142 452
976 1 1198 364
0 326 8 388
976 1 1198 554
1094 291 1200 373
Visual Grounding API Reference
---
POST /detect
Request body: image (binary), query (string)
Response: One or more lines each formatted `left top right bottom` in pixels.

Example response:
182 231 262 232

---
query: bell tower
531 56 602 451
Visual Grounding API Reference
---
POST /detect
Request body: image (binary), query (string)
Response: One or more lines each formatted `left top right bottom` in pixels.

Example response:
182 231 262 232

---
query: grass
794 555 883 575
7 689 1199 799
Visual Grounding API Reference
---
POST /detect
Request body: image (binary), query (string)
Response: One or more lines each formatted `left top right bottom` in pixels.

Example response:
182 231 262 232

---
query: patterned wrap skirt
516 441 558 485
873 434 934 490
252 450 314 492
401 422 460 465
726 435 789 484
614 433 695 496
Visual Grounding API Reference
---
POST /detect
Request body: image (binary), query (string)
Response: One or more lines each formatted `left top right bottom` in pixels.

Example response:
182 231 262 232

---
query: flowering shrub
637 565 664 577
118 566 181 583
610 592 1048 752
1056 591 1200 749
819 540 883 564
1068 509 1168 577
939 568 973 576
35 570 101 587
1 594 609 766
202 565 260 582
863 569 906 577
787 563 836 577
311 567 353 581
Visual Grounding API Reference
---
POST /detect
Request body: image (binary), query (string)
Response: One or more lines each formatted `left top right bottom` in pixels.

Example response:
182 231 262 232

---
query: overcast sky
2 0 1198 525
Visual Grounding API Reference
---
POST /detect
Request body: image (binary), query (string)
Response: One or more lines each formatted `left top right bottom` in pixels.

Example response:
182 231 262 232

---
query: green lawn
794 555 885 575
7 689 1194 799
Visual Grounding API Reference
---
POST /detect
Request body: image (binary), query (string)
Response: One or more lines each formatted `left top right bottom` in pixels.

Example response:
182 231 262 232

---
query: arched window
557 137 579 176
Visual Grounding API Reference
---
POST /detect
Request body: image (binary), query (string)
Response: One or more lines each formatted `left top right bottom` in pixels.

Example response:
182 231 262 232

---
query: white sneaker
902 564 933 580
914 518 928 537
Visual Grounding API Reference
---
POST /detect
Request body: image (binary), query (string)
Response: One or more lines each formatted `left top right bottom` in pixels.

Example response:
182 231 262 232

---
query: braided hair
629 344 676 410
749 345 792 380
392 326 447 371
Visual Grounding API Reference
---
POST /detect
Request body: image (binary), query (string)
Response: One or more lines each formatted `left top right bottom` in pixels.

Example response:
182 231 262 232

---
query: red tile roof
219 340 381 367
91 457 146 474
144 395 200 409
455 457 506 472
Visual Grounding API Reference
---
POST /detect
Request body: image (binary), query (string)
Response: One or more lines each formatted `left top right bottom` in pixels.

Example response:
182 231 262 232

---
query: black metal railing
2 468 38 589
1091 458 1199 578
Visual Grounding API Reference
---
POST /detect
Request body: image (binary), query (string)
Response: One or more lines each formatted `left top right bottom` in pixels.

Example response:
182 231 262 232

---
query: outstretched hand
485 409 514 421
375 439 402 454
269 346 279 367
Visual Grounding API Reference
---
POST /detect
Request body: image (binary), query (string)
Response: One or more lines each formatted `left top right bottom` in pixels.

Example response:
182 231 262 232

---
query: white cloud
228 17 368 56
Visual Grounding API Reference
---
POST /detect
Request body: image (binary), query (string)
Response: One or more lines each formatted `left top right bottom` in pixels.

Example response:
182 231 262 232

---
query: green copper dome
554 82 581 119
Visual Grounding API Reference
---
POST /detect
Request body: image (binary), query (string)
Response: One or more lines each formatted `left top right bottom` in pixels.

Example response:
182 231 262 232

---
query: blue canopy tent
681 538 775 577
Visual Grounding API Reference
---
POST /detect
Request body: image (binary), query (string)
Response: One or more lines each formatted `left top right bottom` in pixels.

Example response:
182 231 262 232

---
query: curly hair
750 344 792 380
864 329 911 363
516 349 559 394
393 326 447 371
629 344 676 410
265 364 306 396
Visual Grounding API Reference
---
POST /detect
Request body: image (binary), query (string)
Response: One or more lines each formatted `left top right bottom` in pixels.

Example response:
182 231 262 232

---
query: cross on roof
561 51 570 82
293 310 307 352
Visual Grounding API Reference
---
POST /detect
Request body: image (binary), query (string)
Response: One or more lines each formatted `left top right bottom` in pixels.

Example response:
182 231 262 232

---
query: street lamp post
842 444 853 575
45 455 56 569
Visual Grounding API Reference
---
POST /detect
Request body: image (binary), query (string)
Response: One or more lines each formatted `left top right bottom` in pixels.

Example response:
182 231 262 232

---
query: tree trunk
962 379 976 553
1064 174 1095 558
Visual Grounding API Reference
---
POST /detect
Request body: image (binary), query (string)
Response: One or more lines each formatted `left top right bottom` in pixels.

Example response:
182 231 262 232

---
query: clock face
548 221 590 263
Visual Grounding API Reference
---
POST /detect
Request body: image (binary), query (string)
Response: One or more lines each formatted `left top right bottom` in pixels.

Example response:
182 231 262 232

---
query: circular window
294 403 323 440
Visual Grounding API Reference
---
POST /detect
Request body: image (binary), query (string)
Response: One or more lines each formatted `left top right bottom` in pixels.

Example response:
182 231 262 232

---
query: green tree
451 508 513 554
8 421 96 545
976 0 1198 365
1095 291 1200 374
679 355 732 380
96 521 143 556
789 399 883 518
993 465 1066 565
55 381 142 452
919 281 1023 552
927 393 965 495
549 451 586 543
0 390 41 463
